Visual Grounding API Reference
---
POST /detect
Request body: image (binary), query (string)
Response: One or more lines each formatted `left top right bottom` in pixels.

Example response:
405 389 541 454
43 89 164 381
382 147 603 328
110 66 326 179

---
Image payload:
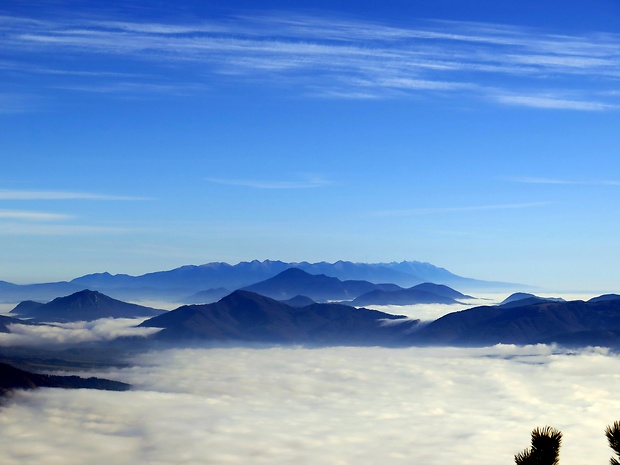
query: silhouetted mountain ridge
140 290 417 345
10 289 164 322
241 268 390 302
0 362 130 396
410 298 620 346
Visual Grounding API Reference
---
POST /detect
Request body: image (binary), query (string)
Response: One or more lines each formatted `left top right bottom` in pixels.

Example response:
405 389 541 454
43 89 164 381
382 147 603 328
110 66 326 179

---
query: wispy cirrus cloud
207 176 330 189
0 222 139 236
492 92 616 111
0 209 71 221
0 189 149 200
370 201 552 217
2 12 620 109
0 190 148 235
507 177 620 186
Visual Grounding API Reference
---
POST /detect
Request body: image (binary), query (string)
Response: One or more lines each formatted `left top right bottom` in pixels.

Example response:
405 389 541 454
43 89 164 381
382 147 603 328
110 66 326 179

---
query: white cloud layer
2 345 620 465
0 318 160 346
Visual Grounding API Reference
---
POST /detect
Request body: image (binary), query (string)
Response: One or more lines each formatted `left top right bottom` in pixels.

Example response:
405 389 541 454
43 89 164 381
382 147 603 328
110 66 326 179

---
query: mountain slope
0 362 130 396
9 289 165 322
410 299 620 346
140 290 416 345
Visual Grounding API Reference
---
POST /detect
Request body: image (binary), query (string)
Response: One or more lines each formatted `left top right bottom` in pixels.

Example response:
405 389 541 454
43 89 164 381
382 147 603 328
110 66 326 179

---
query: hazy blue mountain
500 292 539 304
241 268 381 301
71 260 291 295
0 281 83 304
0 362 130 396
499 293 565 308
140 290 416 345
1 259 520 303
280 295 316 307
70 259 516 295
410 298 620 347
293 261 415 286
10 290 165 322
379 261 518 290
351 282 470 306
182 288 232 304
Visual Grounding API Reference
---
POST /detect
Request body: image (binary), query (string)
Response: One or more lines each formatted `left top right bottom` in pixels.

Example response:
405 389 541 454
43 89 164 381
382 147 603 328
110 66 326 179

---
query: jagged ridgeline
0 259 518 303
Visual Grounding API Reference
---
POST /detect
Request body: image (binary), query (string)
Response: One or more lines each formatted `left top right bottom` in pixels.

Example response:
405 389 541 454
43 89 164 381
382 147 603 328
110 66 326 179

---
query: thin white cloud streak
0 209 71 221
0 222 138 236
493 93 616 111
0 189 149 200
370 201 552 217
3 13 620 109
0 318 160 346
207 177 330 189
363 297 501 321
508 177 620 186
2 346 620 465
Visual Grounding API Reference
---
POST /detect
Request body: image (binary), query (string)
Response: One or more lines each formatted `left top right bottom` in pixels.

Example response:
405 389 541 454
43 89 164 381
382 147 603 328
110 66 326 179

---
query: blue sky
1 0 620 291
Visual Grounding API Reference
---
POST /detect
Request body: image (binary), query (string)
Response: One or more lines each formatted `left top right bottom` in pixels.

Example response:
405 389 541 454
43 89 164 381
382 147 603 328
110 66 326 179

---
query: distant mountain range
4 288 620 349
0 260 519 303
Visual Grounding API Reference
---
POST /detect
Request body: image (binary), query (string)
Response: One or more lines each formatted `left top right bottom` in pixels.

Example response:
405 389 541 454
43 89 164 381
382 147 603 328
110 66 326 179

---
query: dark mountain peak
501 292 537 304
52 289 107 305
410 282 473 299
140 288 413 345
241 268 378 301
589 294 620 303
10 289 164 322
499 293 565 308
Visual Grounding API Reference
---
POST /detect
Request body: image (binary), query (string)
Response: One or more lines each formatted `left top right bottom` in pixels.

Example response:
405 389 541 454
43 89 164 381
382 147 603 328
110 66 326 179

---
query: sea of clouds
0 318 160 346
2 344 620 465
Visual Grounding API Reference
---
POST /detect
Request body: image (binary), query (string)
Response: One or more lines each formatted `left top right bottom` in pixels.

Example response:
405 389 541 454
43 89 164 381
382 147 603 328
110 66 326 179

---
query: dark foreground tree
605 421 620 465
515 426 562 465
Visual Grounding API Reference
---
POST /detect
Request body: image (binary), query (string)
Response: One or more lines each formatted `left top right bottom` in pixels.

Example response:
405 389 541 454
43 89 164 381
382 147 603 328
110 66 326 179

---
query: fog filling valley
2 344 620 465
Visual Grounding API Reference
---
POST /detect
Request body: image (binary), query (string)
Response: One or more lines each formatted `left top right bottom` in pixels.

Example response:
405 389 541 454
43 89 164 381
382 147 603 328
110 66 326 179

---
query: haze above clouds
2 345 620 465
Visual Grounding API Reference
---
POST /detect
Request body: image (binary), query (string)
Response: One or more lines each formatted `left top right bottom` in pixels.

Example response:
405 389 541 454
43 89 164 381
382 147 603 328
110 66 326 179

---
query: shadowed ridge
9 289 164 322
140 289 414 345
410 298 620 347
0 362 130 397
